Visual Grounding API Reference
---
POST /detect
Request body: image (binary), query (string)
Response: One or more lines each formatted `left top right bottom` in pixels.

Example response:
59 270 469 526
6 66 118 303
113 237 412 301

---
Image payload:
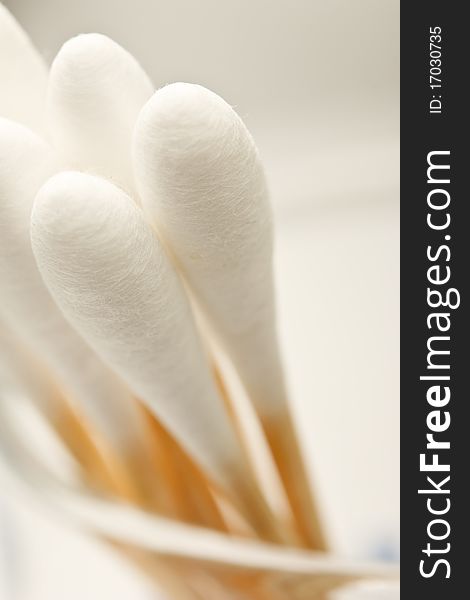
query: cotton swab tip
48 34 153 194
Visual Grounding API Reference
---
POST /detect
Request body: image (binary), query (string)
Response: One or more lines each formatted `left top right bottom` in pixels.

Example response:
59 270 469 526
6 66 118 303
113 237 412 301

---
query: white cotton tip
31 171 243 486
0 118 144 451
0 4 47 134
133 83 287 417
48 33 153 195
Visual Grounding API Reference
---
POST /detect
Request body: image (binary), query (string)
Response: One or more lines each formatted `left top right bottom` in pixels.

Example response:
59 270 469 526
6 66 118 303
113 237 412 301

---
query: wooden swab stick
0 320 251 597
133 83 326 549
76 409 261 600
1 388 397 599
0 118 157 500
0 316 142 499
142 409 229 531
31 170 287 544
47 33 153 196
0 4 47 135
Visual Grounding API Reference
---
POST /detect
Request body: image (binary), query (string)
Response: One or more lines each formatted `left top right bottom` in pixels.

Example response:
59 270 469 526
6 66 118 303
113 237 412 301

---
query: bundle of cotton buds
0 6 402 599
1 0 329 541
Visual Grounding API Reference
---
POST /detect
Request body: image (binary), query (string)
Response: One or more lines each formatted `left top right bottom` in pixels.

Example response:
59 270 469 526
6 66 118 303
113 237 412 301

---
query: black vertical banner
401 2 468 597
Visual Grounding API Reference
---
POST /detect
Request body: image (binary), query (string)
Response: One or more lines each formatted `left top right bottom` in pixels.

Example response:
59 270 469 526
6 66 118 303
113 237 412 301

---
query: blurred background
1 0 399 598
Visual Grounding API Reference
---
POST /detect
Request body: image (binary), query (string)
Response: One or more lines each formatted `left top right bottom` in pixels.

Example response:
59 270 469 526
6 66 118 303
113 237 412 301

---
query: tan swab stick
0 4 47 135
133 83 326 549
142 410 228 531
0 316 139 496
0 333 220 599
0 321 230 598
31 170 287 544
47 33 153 195
0 118 156 501
0 322 241 599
